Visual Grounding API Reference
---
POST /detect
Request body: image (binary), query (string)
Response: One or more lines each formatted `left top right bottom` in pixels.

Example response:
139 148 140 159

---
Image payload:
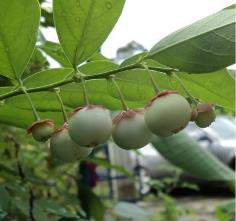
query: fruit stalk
142 63 160 93
54 88 68 122
110 77 128 111
19 80 40 121
80 75 90 106
173 73 198 105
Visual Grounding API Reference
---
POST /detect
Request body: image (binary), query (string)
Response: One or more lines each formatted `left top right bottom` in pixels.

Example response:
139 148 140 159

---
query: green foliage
215 199 235 221
0 0 40 79
53 0 125 66
23 68 74 88
113 201 148 219
0 2 235 221
149 9 235 73
151 132 235 184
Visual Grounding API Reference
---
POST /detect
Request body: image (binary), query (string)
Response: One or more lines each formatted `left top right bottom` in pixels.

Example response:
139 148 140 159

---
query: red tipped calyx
146 91 178 107
27 119 54 134
70 104 106 117
113 109 145 124
53 122 68 135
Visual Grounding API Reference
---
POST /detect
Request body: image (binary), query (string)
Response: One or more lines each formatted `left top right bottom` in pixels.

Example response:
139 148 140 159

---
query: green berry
144 91 191 137
112 109 153 149
195 103 215 128
27 119 54 142
50 124 92 162
68 105 112 147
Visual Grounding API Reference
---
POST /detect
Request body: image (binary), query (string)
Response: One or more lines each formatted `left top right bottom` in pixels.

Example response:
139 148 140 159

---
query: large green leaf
23 68 74 88
78 60 118 75
174 69 235 111
114 68 235 110
151 132 235 182
0 104 64 128
149 9 235 73
113 202 148 220
0 0 40 79
53 0 125 66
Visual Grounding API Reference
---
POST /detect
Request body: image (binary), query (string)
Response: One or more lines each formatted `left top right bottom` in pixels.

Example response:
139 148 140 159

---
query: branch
0 64 175 101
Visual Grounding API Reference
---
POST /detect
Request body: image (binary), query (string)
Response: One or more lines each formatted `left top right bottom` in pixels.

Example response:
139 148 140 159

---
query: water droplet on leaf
105 1 112 9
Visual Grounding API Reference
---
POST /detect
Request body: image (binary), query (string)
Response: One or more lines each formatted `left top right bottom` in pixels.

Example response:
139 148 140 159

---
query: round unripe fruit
144 91 191 137
68 105 112 147
27 119 54 142
112 109 153 150
50 124 92 162
195 103 215 128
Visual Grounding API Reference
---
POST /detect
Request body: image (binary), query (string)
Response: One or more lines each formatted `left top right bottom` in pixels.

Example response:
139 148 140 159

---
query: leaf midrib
73 0 96 66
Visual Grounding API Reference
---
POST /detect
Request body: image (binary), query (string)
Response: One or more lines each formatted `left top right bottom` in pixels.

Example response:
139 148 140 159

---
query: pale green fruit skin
50 128 92 162
144 93 191 137
112 112 153 149
32 124 54 142
195 109 215 128
68 106 112 147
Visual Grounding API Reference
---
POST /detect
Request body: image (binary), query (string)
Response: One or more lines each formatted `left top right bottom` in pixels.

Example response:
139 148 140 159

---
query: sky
42 0 235 61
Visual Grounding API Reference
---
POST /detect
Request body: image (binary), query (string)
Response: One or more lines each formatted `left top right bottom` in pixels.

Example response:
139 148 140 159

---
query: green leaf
78 60 118 75
0 0 40 79
0 86 14 94
39 41 72 67
216 199 235 221
13 199 29 216
151 132 235 182
0 186 11 211
0 104 64 128
37 199 79 219
78 183 105 221
175 69 235 111
23 68 74 88
119 52 148 68
88 52 110 62
33 202 51 221
53 0 125 66
149 9 235 73
113 202 148 220
223 4 236 10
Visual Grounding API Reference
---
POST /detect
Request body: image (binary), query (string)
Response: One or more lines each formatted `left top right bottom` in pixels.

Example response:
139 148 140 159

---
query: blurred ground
145 196 229 221
105 196 231 221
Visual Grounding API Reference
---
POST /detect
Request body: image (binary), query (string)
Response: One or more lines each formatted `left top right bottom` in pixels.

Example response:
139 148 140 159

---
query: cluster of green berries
27 91 215 163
